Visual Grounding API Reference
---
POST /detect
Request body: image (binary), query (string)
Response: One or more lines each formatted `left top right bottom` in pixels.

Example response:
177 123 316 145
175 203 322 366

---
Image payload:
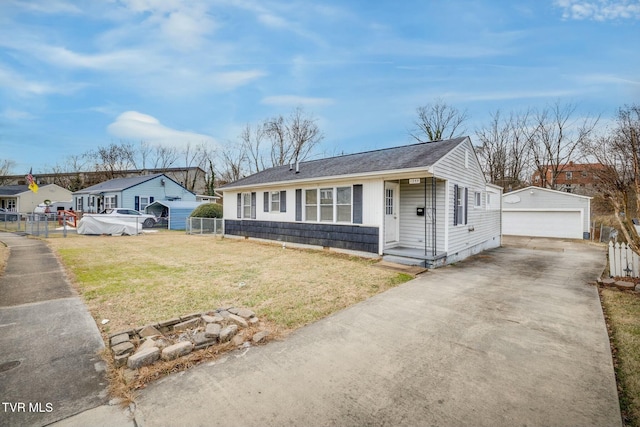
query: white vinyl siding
432 139 501 254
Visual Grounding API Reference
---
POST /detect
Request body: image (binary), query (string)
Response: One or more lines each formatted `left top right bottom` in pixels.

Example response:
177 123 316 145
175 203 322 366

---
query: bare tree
265 106 324 167
0 159 16 185
86 142 137 179
528 101 599 190
48 155 88 191
583 104 640 251
151 145 179 170
176 142 214 193
475 110 532 190
410 99 469 142
240 122 267 174
217 141 247 183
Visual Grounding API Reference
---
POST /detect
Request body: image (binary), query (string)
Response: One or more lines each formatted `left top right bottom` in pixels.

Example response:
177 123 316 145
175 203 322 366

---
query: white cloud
107 111 217 150
261 95 334 107
9 0 82 14
1 108 34 120
555 0 640 20
0 65 85 96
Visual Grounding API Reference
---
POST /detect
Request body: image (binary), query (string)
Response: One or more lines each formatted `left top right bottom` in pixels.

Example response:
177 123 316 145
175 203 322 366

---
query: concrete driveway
134 236 621 427
0 232 108 427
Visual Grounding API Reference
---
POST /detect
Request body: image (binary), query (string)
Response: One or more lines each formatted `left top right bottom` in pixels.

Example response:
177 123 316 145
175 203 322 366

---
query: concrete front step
382 255 426 267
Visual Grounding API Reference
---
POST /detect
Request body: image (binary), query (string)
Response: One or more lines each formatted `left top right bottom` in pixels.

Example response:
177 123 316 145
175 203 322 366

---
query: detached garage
502 186 591 239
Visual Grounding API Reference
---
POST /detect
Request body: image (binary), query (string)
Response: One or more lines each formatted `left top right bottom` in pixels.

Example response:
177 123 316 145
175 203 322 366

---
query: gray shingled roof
0 185 30 196
73 173 165 194
221 137 467 189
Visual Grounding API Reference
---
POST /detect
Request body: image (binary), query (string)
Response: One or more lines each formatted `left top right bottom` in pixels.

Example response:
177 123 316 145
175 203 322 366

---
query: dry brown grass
48 232 410 335
47 231 412 402
600 288 640 427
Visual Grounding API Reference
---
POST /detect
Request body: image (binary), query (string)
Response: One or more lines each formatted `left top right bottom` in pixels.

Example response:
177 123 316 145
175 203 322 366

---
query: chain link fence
186 217 224 235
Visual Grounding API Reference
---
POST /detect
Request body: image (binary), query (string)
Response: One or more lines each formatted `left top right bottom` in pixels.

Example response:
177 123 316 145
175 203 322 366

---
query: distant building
531 162 608 195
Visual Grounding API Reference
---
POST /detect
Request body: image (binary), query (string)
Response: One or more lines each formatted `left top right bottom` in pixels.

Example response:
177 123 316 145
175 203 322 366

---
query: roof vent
295 161 299 174
289 163 293 171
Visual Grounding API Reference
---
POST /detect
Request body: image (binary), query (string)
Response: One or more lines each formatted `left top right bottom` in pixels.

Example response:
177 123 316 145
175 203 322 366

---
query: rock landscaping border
108 307 270 371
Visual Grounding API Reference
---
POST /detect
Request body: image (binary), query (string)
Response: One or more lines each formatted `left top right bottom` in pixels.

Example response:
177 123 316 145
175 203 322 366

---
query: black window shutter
353 184 363 224
134 196 140 211
263 192 269 212
280 190 286 212
237 194 241 219
114 195 118 208
251 192 256 219
464 187 468 225
295 189 302 221
150 196 154 204
453 185 458 226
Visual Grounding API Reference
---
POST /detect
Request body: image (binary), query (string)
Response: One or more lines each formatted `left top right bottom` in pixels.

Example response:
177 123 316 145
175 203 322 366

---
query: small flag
26 168 38 193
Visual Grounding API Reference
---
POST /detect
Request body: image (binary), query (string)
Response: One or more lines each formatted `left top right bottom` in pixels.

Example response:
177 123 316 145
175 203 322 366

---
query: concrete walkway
134 237 621 427
0 232 130 427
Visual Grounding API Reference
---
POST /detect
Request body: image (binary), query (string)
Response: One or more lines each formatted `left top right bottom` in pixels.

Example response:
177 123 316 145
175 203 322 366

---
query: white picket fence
609 242 640 278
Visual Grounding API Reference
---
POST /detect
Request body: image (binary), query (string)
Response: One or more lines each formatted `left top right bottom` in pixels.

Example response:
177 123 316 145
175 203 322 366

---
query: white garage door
503 210 583 239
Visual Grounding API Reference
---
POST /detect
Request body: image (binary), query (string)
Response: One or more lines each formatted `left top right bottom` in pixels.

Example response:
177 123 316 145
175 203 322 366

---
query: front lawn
48 232 412 335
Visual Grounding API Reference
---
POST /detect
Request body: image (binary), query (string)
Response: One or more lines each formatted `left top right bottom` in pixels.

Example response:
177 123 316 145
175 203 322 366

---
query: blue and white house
220 137 502 268
72 173 196 214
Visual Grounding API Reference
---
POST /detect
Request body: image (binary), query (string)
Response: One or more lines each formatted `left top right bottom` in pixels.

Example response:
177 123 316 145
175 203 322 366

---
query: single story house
0 184 72 213
72 173 196 214
502 186 591 239
145 200 204 230
220 137 502 268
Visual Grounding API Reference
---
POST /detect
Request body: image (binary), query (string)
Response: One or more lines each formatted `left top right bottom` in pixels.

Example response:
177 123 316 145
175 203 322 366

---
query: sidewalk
0 232 134 427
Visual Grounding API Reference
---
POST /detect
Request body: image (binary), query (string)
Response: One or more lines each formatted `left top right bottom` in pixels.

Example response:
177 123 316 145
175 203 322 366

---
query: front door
384 182 399 245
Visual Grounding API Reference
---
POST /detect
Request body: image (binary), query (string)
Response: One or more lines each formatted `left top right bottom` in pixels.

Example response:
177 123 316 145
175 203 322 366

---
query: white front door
384 182 399 244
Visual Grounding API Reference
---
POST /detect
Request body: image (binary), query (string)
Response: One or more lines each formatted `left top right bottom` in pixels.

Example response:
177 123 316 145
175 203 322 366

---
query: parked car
0 208 19 221
99 208 157 228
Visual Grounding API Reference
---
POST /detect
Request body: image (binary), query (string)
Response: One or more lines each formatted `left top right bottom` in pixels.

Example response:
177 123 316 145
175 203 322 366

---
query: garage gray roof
221 137 467 189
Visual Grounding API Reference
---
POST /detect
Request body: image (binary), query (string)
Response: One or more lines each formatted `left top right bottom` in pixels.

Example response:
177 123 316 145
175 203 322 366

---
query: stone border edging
108 307 270 370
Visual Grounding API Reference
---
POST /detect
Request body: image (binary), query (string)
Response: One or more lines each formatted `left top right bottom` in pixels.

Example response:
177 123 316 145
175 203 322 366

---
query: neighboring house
0 184 72 213
1 166 209 195
72 173 196 214
146 200 204 230
502 186 591 239
531 162 607 195
220 137 502 268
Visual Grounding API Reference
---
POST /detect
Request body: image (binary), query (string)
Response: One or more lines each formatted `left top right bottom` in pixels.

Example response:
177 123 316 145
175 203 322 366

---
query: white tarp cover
77 215 141 235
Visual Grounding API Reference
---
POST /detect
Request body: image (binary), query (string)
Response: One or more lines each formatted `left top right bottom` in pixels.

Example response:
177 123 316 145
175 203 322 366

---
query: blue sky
1 0 639 174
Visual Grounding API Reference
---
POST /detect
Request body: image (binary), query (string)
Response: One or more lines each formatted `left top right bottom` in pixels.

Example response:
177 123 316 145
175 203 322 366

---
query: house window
77 197 83 212
6 199 16 210
304 186 352 223
566 171 573 180
140 197 150 211
305 189 317 222
474 191 481 208
104 196 117 209
453 185 467 226
581 171 588 178
336 187 352 222
270 191 280 212
320 188 333 222
534 175 540 183
242 192 252 218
